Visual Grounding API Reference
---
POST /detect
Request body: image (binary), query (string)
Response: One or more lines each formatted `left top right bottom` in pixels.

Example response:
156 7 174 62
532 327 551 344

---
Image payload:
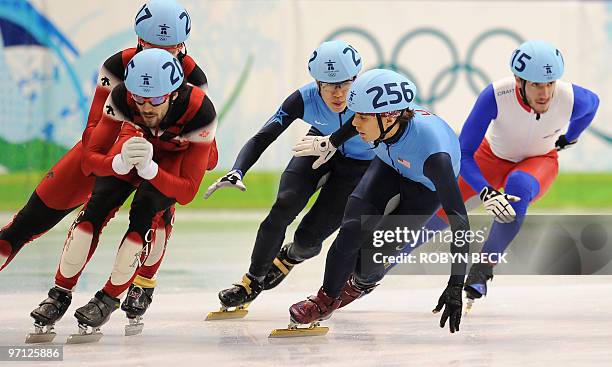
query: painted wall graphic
0 0 609 173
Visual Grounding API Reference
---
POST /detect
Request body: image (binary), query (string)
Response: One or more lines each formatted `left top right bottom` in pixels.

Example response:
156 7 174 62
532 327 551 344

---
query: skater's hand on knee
204 170 246 199
292 135 337 169
479 187 521 223
432 283 463 333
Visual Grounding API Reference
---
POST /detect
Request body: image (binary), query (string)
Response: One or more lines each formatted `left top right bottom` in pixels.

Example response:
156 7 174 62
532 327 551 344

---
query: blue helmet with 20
308 40 363 83
124 48 184 97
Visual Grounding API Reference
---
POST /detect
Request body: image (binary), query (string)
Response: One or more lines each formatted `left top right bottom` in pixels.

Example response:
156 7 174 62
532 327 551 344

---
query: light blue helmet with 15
347 69 418 114
509 40 564 83
308 40 362 83
124 48 184 97
135 0 191 46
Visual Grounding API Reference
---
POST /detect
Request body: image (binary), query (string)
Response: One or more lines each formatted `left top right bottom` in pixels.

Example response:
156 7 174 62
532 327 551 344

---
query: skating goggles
139 39 185 53
320 80 353 93
360 110 402 118
131 93 171 106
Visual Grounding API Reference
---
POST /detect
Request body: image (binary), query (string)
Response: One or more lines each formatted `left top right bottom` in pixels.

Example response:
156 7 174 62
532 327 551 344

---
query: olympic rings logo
325 28 524 111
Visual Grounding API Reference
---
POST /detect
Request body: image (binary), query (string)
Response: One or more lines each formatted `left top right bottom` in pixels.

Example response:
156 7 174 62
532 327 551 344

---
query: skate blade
124 323 144 336
66 332 103 344
205 309 248 320
25 332 56 344
269 324 329 338
205 303 250 320
464 298 475 315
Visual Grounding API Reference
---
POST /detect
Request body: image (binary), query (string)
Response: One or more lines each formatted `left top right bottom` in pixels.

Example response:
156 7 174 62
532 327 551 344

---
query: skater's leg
322 158 400 298
72 182 174 330
247 156 329 279
1 143 95 270
465 169 547 300
0 193 78 271
54 176 135 291
290 156 371 261
101 182 175 299
121 206 174 317
264 156 371 290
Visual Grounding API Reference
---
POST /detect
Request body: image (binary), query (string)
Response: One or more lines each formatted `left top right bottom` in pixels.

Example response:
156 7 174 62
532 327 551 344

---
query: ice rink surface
0 211 611 366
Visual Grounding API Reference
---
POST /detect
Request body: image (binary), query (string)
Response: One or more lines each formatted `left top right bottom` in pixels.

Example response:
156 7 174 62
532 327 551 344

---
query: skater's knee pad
143 227 166 267
110 232 147 287
261 190 301 227
505 171 539 216
289 240 322 260
273 189 300 211
59 222 94 279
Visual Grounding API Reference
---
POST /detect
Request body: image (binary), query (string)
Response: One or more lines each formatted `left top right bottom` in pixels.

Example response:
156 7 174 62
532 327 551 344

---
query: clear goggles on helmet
360 110 402 118
319 79 353 93
130 92 171 107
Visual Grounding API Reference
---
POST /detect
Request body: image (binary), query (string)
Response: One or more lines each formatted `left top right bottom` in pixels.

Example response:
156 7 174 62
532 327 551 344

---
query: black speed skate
464 263 494 314
121 284 154 336
67 291 119 344
206 273 263 320
263 243 303 290
26 286 72 343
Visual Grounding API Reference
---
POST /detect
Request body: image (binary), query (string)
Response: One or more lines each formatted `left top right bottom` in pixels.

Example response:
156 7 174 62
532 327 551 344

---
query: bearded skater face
515 77 556 114
132 93 176 128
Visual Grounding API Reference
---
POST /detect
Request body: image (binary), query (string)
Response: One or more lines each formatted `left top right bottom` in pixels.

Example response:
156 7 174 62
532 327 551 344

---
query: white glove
204 170 246 199
292 135 337 169
479 186 521 223
111 137 145 175
124 137 157 180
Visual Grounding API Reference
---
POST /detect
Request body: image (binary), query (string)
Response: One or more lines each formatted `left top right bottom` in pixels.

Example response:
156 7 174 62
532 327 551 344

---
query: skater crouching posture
205 40 374 319
2 0 215 324
387 41 599 311
284 69 470 335
28 49 217 343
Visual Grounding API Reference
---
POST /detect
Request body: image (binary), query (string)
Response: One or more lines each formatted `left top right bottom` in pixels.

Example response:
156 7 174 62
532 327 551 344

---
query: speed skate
269 321 329 338
66 324 104 344
205 303 250 320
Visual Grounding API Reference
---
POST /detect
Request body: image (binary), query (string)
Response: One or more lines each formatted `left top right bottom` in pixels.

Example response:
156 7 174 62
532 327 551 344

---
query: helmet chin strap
519 79 541 121
372 113 399 147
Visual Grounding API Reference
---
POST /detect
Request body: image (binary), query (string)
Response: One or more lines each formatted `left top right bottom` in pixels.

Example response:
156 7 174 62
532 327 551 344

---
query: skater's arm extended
564 85 600 142
329 117 358 147
459 84 497 193
232 90 305 176
425 152 469 333
423 152 470 283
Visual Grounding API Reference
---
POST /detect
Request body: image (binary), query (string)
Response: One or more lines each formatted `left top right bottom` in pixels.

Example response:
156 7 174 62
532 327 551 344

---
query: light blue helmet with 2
135 0 191 46
308 40 363 83
347 69 418 114
124 48 184 97
509 40 564 83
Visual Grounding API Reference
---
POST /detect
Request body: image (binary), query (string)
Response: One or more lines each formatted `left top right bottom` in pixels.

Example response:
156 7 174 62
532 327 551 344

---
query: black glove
432 283 463 333
554 134 577 151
